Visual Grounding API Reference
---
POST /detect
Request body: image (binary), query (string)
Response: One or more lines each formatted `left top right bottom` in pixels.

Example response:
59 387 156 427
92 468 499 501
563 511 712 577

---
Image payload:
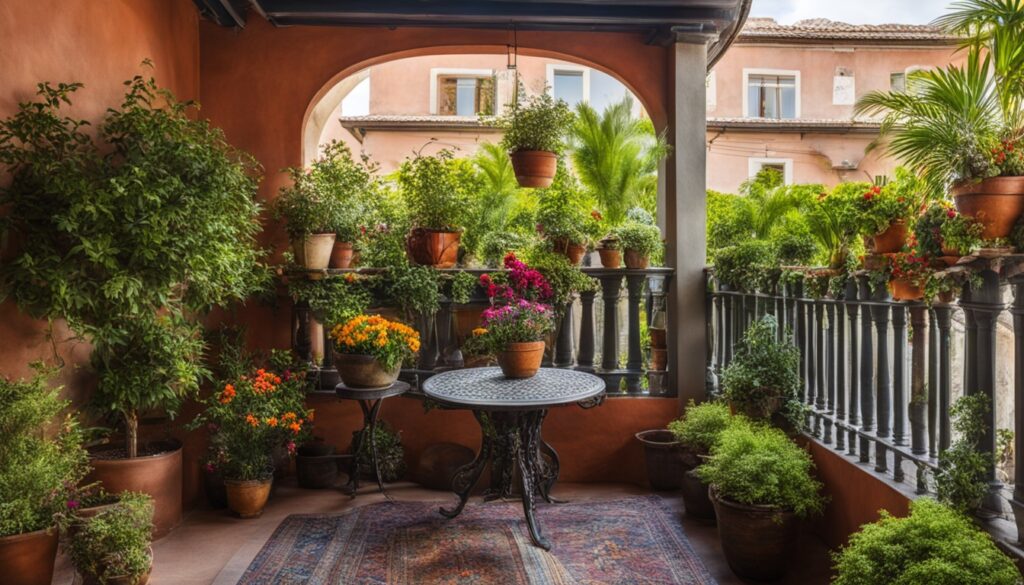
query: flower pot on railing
509 150 557 188
890 278 924 302
329 241 355 269
710 487 798 581
635 430 683 490
867 219 907 254
623 249 650 269
597 247 621 268
496 341 545 378
551 237 586 266
680 469 715 521
224 478 273 519
406 228 460 268
952 176 1024 239
336 354 401 389
0 527 59 585
292 233 336 271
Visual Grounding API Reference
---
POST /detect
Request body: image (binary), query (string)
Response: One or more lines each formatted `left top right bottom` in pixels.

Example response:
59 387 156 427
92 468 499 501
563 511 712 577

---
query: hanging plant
495 88 574 188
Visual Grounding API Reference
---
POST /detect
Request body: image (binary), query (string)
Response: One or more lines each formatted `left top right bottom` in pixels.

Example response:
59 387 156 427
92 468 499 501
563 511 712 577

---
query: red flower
947 209 956 219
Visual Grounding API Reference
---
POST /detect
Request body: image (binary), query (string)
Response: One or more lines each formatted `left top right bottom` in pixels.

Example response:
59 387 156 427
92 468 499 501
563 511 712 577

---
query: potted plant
330 315 421 388
856 177 917 254
495 89 574 188
399 149 473 268
712 240 777 293
935 395 992 516
721 315 804 429
698 424 825 581
857 2 1024 239
633 429 684 491
191 360 312 518
914 201 983 265
275 166 340 271
474 301 556 379
535 168 600 264
597 235 621 268
614 220 663 269
0 367 88 585
667 401 746 521
833 499 1018 585
0 74 266 537
889 250 931 302
807 183 861 269
65 492 154 585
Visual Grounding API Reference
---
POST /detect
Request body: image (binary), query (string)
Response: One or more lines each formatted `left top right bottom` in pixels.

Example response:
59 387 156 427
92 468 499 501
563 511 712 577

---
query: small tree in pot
306 140 378 269
399 149 475 268
697 424 825 581
495 89 574 188
275 164 342 271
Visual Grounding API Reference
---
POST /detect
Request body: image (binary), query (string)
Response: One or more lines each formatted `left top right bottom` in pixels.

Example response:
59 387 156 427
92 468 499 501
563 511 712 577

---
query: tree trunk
125 409 138 459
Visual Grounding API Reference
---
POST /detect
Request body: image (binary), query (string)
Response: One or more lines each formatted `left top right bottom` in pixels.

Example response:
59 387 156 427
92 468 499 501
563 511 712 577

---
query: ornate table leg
343 398 390 498
517 410 551 550
441 412 493 518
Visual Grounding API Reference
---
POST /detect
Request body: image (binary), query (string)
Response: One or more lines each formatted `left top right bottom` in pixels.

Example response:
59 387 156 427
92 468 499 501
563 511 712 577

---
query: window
437 75 495 116
748 158 793 184
890 72 906 92
546 64 591 107
743 70 799 119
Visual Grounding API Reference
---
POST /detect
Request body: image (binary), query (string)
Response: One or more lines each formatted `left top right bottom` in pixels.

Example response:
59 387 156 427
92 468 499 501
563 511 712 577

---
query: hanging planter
493 90 573 189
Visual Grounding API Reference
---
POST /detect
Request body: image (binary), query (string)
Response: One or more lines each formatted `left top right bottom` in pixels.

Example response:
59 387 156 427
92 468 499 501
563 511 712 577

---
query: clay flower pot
292 233 336 270
509 150 557 188
551 237 586 266
336 354 401 388
406 228 460 268
680 469 716 521
635 430 683 490
861 253 891 271
597 247 621 268
224 478 273 519
329 241 355 269
649 327 667 349
496 341 545 378
952 176 1024 239
890 278 924 301
711 488 798 581
623 249 650 269
868 219 907 254
86 440 182 538
0 527 59 585
650 348 668 371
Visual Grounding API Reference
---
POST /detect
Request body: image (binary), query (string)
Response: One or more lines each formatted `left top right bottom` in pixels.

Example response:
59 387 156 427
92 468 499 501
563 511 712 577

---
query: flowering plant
914 201 984 257
192 363 311 481
890 250 933 288
479 253 554 303
330 315 420 370
856 181 918 237
471 301 555 355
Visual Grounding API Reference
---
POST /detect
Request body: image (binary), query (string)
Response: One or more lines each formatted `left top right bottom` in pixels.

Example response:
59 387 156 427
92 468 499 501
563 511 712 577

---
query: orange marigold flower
289 422 302 433
266 417 279 427
245 414 260 428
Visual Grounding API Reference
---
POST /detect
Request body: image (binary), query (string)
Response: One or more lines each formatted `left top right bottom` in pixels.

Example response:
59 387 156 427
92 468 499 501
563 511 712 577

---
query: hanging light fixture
507 25 518 71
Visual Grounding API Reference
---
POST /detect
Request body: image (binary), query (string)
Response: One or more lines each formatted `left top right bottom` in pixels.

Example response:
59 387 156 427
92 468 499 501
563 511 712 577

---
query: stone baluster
599 273 624 391
870 284 892 473
625 274 646 392
928 308 939 458
577 289 597 373
554 303 576 369
935 304 954 452
844 279 860 456
909 305 928 456
292 299 313 364
857 276 875 463
1008 276 1024 542
892 303 907 446
835 298 846 451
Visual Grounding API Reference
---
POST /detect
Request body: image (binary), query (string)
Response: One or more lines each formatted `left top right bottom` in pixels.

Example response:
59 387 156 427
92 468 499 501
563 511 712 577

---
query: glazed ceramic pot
329 241 355 269
0 527 59 585
597 247 621 268
890 278 924 301
406 228 460 268
292 233 336 270
952 176 1024 239
551 238 586 266
86 440 182 538
225 478 273 519
496 341 545 378
635 430 683 490
509 150 557 188
623 249 650 269
711 488 798 581
868 220 907 254
336 354 401 388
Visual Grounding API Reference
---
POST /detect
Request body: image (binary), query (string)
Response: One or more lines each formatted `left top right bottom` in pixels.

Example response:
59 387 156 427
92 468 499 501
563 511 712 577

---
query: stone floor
51 480 833 584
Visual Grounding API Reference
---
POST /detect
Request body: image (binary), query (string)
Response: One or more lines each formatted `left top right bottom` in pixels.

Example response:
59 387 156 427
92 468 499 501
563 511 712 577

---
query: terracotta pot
649 327 667 350
711 488 798 581
224 478 273 518
650 348 668 371
938 255 961 267
509 150 557 188
86 440 182 538
551 238 586 265
890 278 924 301
597 248 621 268
861 253 891 271
952 176 1024 239
329 241 355 269
291 233 336 270
635 430 683 490
623 249 650 269
496 341 545 378
938 289 958 304
0 527 58 585
680 469 716 521
406 228 460 268
296 444 339 489
868 220 907 253
336 354 400 388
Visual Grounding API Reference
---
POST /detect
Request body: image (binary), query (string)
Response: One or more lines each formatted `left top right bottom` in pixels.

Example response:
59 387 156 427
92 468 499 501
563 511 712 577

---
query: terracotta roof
707 116 882 133
339 115 499 131
738 17 958 44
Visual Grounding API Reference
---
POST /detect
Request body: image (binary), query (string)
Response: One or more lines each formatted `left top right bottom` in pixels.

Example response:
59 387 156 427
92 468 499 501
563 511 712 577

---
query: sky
751 0 951 25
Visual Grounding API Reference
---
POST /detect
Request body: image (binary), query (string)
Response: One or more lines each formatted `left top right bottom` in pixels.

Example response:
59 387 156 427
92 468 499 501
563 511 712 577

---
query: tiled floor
52 481 833 584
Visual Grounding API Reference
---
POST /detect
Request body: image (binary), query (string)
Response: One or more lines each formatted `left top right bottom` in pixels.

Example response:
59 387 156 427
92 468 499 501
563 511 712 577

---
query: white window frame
742 68 801 119
546 63 591 104
748 157 794 185
429 68 497 115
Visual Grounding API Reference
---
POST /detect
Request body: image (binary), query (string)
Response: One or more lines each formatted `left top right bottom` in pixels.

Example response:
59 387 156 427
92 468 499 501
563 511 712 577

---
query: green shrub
479 231 536 268
721 316 804 429
496 89 574 154
668 400 745 454
832 499 1018 585
697 424 823 517
398 150 477 231
522 249 598 309
308 140 378 243
707 190 752 261
770 223 818 266
614 221 663 262
935 394 992 515
68 492 154 584
287 276 372 328
535 165 601 247
713 240 777 292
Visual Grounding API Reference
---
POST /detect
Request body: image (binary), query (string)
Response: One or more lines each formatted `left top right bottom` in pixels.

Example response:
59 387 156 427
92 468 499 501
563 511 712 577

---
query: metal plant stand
335 380 409 498
422 367 604 550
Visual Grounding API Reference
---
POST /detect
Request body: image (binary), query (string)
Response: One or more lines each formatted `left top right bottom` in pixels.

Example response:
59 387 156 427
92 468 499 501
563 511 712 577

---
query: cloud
750 0 951 25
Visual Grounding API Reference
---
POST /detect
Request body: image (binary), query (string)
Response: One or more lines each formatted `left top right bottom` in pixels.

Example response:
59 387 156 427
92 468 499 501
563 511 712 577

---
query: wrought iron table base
440 409 559 550
341 397 390 499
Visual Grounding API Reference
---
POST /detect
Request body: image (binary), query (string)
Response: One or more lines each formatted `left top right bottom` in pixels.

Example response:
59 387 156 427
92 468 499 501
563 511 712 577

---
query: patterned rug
237 497 715 585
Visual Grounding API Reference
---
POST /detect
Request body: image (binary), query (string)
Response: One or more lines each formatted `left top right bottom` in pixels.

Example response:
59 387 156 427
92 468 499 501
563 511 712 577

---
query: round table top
422 367 605 410
335 380 410 401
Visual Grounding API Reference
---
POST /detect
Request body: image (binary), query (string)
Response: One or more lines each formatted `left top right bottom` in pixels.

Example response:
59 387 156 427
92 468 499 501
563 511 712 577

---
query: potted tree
65 492 154 585
856 1 1024 239
330 315 421 388
495 90 573 188
275 166 340 271
833 499 1018 585
667 401 746 520
0 368 88 585
720 316 804 429
698 424 825 581
0 74 266 537
614 219 663 269
914 201 983 265
399 150 474 268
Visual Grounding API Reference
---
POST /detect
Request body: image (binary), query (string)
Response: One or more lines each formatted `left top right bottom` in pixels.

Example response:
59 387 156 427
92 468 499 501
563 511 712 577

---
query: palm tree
568 97 669 225
463 143 533 255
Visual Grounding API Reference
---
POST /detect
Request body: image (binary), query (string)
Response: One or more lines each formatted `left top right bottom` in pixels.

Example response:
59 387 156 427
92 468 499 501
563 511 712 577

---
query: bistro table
335 380 410 498
422 367 605 550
